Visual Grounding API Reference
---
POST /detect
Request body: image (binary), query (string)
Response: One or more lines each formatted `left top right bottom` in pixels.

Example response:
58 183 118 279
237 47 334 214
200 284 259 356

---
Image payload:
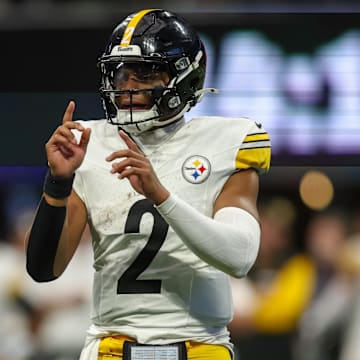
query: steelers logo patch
182 155 211 184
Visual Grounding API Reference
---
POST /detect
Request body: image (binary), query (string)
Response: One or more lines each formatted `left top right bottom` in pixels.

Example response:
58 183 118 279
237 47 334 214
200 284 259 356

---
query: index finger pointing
62 100 75 124
119 130 142 153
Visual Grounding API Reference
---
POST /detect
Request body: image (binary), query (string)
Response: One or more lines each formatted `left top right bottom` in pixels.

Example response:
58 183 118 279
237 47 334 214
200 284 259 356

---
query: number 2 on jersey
117 199 169 294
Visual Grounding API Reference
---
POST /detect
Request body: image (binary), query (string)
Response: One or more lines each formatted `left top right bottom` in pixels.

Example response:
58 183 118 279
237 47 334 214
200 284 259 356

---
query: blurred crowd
1 189 360 360
230 197 360 360
0 193 93 360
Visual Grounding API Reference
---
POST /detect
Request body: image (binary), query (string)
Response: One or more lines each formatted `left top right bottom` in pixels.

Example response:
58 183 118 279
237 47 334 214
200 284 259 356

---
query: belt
98 335 231 360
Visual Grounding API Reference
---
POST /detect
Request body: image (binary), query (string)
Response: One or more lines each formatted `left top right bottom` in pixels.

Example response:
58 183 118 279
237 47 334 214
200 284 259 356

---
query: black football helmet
98 9 214 134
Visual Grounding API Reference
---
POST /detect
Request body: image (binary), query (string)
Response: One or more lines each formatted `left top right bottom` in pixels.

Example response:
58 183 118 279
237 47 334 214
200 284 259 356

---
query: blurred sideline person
339 211 360 360
230 197 312 360
23 227 93 360
25 9 271 360
0 209 35 360
294 210 357 360
0 192 93 360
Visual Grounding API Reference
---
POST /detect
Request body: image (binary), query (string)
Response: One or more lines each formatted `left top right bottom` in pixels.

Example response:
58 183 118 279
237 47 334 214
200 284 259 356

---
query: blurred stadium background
1 1 360 359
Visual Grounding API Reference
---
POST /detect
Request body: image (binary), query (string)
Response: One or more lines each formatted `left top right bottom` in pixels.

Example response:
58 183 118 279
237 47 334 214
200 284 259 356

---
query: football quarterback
26 9 271 360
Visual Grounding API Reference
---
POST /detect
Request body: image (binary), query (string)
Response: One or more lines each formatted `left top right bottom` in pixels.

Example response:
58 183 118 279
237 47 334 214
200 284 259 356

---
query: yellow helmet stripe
120 9 157 47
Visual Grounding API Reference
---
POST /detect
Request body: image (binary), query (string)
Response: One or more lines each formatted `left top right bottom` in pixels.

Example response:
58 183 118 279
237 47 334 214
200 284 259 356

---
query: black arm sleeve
26 197 66 282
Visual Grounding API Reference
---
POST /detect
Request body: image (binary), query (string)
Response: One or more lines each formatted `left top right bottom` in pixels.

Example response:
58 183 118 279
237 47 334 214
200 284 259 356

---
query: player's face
113 63 170 110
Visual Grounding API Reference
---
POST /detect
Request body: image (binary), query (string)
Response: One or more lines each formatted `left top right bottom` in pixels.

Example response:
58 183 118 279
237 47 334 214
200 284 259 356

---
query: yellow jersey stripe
120 9 156 47
243 132 270 143
236 147 271 173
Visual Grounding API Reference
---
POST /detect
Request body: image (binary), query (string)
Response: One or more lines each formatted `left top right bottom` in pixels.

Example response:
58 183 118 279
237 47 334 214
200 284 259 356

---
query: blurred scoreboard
0 13 359 164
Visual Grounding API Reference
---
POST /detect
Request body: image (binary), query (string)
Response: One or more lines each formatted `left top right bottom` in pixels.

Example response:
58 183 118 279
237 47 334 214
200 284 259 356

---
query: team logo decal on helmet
182 156 211 184
98 9 217 134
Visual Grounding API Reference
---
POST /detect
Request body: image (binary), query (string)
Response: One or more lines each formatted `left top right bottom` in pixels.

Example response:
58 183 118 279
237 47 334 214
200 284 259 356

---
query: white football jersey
73 116 270 347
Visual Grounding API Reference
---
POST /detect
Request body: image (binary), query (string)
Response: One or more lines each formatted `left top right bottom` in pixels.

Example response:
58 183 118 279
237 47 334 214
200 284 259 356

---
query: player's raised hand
106 130 169 205
45 101 91 178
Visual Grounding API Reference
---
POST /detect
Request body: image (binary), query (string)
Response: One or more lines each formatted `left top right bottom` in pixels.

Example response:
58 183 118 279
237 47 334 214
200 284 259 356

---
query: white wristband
156 194 260 278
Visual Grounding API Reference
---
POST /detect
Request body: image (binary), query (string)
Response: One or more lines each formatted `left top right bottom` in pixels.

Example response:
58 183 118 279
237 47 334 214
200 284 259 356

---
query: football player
26 9 271 360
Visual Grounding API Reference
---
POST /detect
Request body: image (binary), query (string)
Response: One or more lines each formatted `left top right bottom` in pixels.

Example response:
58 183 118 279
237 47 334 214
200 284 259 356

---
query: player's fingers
110 157 145 174
119 130 142 153
116 166 146 180
58 144 74 158
78 128 91 150
62 100 75 124
106 149 145 162
56 124 79 144
52 133 75 150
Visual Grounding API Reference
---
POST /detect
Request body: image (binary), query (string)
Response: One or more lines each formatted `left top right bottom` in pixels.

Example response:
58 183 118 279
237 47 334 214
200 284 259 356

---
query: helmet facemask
100 56 173 133
99 48 207 134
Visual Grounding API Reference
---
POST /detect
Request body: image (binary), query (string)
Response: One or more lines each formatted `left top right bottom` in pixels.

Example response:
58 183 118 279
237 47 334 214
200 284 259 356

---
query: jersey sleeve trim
236 130 271 173
241 132 271 149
